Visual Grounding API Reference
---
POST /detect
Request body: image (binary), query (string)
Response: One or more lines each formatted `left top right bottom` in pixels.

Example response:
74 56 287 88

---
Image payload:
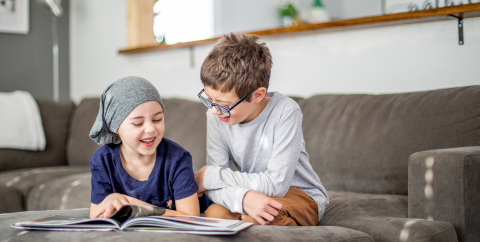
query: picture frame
0 0 29 34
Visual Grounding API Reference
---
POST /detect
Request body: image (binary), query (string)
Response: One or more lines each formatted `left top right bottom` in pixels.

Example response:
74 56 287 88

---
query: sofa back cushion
66 98 101 166
297 86 480 195
0 99 74 172
162 99 208 172
66 98 208 171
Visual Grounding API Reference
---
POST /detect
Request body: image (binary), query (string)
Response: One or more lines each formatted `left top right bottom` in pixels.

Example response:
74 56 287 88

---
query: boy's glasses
197 89 252 117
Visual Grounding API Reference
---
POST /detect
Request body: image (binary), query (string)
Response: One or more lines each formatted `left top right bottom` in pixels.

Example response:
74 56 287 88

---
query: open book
11 205 252 235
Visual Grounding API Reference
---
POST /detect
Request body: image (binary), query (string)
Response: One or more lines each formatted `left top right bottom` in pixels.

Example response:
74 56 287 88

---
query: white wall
341 0 382 18
70 0 480 103
212 0 382 35
214 0 284 35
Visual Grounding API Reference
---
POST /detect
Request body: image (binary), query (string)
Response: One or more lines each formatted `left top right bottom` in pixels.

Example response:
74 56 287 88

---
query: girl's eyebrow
130 111 163 119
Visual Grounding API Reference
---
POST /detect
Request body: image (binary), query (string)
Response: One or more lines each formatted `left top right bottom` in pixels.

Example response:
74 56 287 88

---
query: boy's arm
205 187 250 214
204 108 303 198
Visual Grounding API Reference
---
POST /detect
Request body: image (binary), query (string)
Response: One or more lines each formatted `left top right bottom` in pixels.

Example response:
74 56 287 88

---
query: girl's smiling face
117 101 164 157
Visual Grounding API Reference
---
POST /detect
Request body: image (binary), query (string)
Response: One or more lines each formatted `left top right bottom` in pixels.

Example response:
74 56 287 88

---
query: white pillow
0 91 46 151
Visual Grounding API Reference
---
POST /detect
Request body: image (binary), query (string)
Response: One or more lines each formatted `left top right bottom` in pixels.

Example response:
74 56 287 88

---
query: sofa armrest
408 146 480 242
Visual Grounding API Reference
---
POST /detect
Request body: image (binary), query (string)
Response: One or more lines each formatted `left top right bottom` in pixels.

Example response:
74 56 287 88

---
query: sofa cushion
0 186 23 213
0 208 374 242
162 98 208 172
0 166 90 213
27 173 91 211
66 98 101 166
320 191 458 242
0 99 75 172
298 86 480 195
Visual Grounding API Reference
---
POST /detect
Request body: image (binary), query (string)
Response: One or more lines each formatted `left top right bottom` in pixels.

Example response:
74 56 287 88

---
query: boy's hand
194 165 208 197
242 190 284 225
92 193 130 218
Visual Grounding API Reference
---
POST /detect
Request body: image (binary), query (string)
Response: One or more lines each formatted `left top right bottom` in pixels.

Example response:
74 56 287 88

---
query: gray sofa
1 86 479 242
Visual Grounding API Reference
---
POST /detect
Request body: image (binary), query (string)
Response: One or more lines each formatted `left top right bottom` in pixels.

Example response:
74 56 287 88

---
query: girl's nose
144 122 156 134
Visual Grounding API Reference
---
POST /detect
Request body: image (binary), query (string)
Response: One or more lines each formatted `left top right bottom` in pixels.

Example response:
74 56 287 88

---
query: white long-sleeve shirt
203 92 329 221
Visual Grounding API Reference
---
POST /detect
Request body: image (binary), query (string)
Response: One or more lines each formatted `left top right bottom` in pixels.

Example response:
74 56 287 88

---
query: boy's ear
252 87 267 104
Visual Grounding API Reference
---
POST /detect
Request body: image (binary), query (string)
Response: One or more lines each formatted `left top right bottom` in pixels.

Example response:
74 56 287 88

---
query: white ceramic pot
282 16 293 27
309 8 330 23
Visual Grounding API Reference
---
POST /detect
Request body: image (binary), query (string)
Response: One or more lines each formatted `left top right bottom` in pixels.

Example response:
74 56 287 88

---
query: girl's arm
127 193 200 216
91 192 200 218
163 193 200 216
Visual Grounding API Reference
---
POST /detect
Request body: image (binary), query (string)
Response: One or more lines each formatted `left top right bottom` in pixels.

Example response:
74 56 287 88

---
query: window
153 0 214 45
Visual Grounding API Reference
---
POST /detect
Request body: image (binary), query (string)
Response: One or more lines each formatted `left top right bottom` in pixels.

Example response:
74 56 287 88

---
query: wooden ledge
119 3 480 54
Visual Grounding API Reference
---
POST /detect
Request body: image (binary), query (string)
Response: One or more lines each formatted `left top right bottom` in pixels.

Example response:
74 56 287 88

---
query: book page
13 215 120 229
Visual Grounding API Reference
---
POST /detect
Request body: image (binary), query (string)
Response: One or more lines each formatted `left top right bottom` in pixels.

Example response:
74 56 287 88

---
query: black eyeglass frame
197 89 252 117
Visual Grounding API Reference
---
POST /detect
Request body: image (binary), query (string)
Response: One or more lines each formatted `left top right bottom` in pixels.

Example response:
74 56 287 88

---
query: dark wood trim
119 3 480 54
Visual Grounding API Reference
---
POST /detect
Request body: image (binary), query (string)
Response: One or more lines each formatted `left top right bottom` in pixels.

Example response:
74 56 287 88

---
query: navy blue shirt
90 138 198 210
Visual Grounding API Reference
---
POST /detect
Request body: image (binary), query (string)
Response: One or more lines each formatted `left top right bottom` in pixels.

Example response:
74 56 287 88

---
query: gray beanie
89 76 164 146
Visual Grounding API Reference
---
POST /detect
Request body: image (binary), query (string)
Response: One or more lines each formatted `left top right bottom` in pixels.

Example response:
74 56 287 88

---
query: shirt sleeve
171 152 198 201
90 152 113 204
204 108 303 198
206 187 250 214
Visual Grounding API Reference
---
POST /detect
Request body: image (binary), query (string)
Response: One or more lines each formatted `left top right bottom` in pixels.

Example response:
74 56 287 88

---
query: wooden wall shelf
119 3 480 54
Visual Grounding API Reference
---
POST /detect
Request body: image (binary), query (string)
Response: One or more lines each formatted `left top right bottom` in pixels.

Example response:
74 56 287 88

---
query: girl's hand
91 193 130 218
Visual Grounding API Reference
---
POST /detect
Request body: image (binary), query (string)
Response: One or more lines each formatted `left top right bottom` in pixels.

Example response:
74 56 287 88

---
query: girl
88 76 199 218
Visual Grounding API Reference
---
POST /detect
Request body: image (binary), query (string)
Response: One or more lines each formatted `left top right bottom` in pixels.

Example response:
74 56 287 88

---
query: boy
194 33 328 226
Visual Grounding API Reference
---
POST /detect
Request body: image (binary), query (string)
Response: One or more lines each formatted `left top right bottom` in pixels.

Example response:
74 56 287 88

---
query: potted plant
278 2 299 27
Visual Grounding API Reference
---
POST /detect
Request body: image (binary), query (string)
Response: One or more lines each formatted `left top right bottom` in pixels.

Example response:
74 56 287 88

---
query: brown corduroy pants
204 187 318 226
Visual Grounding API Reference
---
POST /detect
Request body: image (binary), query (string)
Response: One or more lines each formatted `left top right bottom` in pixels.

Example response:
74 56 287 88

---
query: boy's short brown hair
200 33 272 101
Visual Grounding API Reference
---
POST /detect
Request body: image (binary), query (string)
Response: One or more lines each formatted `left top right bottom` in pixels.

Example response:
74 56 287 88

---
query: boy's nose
211 107 219 115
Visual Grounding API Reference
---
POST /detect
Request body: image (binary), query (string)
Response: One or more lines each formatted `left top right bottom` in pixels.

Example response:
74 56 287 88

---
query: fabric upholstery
0 186 23 213
0 99 75 172
296 86 480 195
409 146 480 242
0 166 90 213
320 191 458 242
66 98 101 166
28 173 91 211
162 98 208 172
0 209 374 242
